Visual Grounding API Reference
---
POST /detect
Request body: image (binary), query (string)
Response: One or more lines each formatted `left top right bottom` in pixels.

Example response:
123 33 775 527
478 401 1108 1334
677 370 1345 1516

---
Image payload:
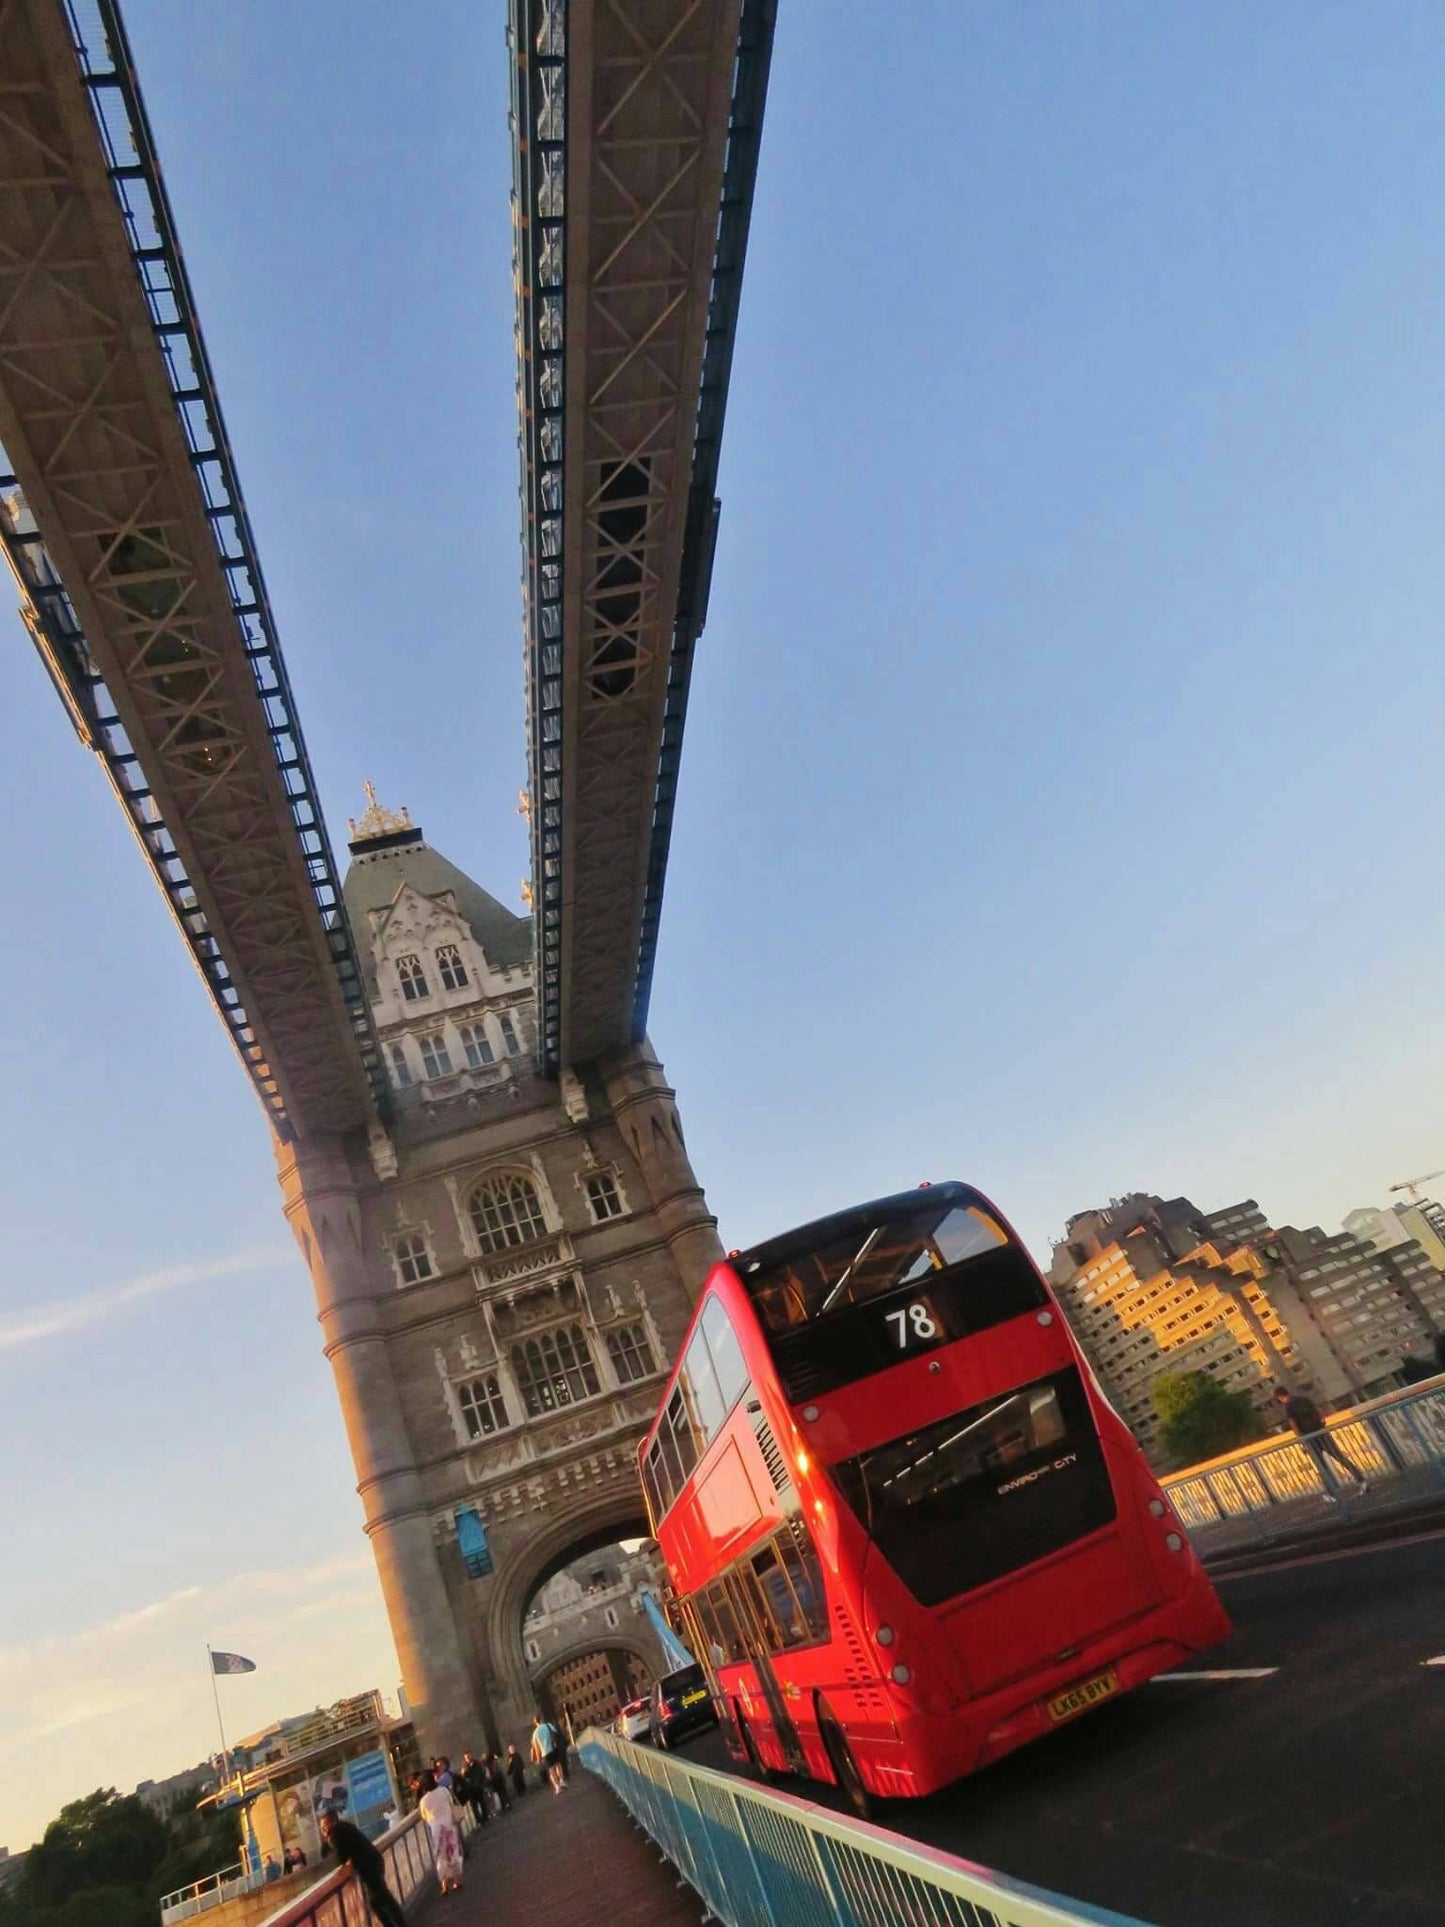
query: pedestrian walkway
423 1767 706 1927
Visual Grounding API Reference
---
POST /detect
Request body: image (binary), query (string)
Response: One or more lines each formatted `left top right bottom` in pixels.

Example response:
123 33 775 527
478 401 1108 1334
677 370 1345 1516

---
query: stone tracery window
393 1230 434 1285
460 1022 495 1068
512 1322 601 1416
585 1171 624 1221
458 1371 510 1439
436 943 469 991
397 953 429 1002
605 1320 654 1385
469 1173 548 1252
419 1032 453 1079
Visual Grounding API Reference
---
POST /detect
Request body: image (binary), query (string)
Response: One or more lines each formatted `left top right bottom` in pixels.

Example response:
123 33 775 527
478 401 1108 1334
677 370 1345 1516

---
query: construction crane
1389 1170 1445 1203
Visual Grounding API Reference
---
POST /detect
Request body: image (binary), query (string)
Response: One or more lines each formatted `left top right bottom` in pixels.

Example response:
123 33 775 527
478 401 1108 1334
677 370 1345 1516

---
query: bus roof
637 1180 995 1474
729 1179 987 1278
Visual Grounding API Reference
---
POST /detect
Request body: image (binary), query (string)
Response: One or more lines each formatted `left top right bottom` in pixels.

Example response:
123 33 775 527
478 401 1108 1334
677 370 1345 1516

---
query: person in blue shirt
530 1713 566 1794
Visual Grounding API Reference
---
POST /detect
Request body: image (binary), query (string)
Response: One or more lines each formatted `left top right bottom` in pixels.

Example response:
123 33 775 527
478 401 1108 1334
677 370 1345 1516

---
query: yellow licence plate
1047 1668 1118 1724
681 1690 707 1707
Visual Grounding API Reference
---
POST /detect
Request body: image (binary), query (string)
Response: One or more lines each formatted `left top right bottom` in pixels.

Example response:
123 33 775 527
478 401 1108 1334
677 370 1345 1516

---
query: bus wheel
738 1714 772 1783
818 1707 872 1823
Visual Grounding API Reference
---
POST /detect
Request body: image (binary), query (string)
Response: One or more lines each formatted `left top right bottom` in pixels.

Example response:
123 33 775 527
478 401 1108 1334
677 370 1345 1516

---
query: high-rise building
1049 1197 1308 1459
1264 1223 1445 1385
1051 1191 1445 1462
277 794 721 1763
1344 1200 1445 1276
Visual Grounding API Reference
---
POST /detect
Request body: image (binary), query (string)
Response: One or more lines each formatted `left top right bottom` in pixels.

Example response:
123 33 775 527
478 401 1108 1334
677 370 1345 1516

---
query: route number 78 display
883 1299 939 1349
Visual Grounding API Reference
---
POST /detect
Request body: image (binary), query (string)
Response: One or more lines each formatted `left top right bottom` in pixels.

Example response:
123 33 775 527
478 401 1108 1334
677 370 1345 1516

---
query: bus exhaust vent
750 1414 791 1495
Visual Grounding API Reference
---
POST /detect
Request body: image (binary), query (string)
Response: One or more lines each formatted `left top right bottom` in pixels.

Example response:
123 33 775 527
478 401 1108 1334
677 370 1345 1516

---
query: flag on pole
211 1651 257 1675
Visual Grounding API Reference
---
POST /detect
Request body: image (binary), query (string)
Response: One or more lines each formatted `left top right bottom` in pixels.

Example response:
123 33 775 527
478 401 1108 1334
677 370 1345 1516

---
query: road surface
683 1530 1445 1925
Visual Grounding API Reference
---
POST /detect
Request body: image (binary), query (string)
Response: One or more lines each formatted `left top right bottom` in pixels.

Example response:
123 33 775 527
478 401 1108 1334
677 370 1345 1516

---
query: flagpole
206 1645 232 1786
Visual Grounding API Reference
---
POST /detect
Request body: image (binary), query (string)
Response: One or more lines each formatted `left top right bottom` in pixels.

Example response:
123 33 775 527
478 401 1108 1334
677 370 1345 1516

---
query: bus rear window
741 1200 1016 1329
738 1197 1048 1401
829 1367 1115 1605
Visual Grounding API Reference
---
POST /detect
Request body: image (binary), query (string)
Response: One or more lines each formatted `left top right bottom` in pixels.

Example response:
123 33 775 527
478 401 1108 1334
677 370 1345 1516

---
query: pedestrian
458 1751 490 1826
416 1770 465 1895
483 1749 512 1814
506 1743 527 1799
318 1809 408 1927
432 1755 456 1794
531 1713 566 1794
1274 1385 1368 1500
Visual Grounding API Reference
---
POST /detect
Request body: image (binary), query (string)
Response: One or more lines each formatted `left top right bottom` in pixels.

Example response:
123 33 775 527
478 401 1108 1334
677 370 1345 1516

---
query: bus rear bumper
874 1589 1231 1796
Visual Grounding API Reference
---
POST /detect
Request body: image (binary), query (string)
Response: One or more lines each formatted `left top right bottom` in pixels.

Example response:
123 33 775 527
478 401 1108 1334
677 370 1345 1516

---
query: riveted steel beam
514 0 775 1074
0 0 383 1139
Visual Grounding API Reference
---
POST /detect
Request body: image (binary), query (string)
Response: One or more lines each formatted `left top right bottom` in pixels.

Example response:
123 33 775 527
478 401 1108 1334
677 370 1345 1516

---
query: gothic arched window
469 1174 548 1252
397 953 429 1002
512 1322 600 1416
436 943 469 991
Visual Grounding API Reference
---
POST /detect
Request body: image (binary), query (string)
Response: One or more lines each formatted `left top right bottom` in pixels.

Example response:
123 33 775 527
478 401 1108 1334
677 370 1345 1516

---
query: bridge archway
532 1632 657 1731
486 1492 652 1739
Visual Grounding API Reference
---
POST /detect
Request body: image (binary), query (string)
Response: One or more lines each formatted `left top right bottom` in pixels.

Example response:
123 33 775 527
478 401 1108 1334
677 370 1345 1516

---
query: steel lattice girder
0 0 383 1139
514 0 775 1074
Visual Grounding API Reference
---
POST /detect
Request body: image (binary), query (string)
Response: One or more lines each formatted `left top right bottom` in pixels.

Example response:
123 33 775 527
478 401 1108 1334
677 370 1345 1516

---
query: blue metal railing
580 1730 1151 1927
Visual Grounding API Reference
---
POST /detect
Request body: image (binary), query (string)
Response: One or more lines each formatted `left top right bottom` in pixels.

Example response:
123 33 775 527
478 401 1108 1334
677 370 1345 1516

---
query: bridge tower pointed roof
342 789 531 974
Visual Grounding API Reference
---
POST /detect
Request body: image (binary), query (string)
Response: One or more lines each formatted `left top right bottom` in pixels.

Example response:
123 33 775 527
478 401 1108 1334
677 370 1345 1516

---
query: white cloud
0 1550 399 1855
0 1248 292 1354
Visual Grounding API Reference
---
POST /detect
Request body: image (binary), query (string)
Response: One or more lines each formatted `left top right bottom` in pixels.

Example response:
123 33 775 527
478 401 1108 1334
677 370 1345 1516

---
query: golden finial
348 783 414 841
519 877 534 908
517 788 532 823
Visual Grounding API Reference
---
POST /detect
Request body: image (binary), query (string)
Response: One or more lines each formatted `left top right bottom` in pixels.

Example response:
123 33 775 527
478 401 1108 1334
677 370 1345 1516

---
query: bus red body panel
639 1182 1231 1803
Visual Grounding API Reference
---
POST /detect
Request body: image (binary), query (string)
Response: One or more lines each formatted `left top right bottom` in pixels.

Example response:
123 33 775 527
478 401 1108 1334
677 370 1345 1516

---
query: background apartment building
1049 1192 1445 1462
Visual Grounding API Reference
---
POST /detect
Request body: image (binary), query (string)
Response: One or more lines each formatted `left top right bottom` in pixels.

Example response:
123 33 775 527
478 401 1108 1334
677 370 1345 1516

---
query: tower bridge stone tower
276 794 720 1756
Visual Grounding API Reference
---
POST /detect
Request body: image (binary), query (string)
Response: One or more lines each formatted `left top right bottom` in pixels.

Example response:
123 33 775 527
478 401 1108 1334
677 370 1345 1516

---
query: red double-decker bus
638 1182 1230 1814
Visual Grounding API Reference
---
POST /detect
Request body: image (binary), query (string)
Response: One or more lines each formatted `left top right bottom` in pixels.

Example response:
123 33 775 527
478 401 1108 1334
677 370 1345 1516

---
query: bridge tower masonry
275 793 720 1759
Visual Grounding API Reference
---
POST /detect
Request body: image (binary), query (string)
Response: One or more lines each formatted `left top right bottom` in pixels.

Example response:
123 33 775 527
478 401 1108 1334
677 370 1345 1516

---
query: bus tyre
818 1707 872 1823
738 1715 772 1783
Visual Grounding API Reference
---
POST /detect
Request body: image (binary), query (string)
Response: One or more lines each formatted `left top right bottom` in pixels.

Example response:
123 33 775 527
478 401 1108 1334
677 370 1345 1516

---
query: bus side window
751 1542 807 1651
701 1295 748 1413
776 1520 828 1642
683 1331 726 1445
640 1449 663 1532
653 1429 682 1515
723 1568 772 1659
692 1590 725 1666
681 1597 714 1674
709 1580 746 1664
666 1387 700 1482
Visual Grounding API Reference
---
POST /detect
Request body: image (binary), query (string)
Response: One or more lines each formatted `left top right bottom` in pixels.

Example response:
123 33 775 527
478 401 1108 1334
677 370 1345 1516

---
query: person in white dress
418 1771 464 1893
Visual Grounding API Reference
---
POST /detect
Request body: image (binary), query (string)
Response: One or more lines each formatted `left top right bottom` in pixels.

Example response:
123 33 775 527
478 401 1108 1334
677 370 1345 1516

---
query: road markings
1420 1657 1445 1667
1151 1668 1279 1681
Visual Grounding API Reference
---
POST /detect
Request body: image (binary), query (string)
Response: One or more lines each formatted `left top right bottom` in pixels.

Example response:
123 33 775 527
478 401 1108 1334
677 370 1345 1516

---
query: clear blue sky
6 0 1445 1850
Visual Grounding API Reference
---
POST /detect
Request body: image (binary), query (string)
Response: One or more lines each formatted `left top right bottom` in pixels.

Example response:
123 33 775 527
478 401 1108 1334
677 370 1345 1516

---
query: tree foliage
0 1786 236 1927
1151 1369 1264 1468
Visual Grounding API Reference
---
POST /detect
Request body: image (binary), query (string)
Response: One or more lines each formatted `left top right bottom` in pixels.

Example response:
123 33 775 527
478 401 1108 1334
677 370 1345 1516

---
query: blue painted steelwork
632 0 778 1042
513 0 777 1075
511 0 569 1073
640 1588 697 1674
